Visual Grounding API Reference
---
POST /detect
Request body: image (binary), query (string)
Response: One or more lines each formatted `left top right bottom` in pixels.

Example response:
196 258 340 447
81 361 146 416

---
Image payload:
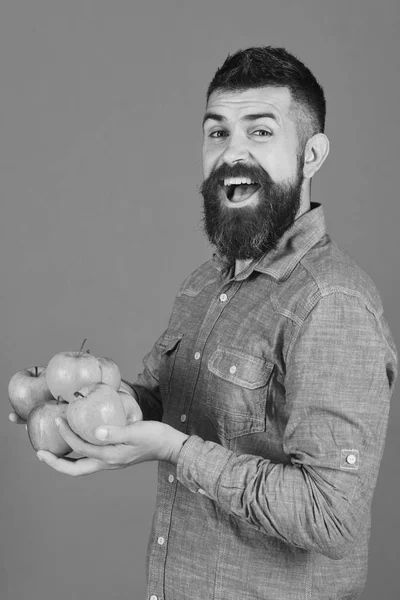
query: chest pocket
206 347 274 440
158 333 183 400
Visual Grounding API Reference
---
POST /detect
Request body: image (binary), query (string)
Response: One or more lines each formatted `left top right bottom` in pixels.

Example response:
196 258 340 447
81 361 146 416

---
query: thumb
95 424 130 443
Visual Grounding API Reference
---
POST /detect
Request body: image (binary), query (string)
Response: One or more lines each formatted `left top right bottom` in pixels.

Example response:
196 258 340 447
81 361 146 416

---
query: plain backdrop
1 1 399 599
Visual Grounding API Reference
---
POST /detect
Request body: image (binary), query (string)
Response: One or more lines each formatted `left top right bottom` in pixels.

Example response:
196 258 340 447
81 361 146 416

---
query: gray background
1 1 399 599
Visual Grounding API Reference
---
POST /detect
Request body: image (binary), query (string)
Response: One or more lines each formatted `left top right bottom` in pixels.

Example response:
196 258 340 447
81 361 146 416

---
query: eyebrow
202 111 281 127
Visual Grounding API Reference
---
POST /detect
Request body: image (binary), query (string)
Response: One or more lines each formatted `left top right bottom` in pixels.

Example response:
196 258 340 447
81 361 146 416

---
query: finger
9 413 26 425
37 450 104 476
95 423 136 444
56 418 111 460
95 420 153 444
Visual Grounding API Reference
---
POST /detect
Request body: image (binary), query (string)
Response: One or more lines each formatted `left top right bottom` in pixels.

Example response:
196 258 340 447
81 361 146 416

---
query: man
10 47 398 599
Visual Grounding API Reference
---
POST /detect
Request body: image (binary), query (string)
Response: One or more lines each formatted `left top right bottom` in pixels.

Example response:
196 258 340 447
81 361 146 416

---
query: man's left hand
37 418 189 477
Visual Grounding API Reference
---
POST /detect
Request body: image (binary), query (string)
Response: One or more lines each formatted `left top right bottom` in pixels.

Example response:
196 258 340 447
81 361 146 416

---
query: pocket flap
208 347 274 389
158 333 183 355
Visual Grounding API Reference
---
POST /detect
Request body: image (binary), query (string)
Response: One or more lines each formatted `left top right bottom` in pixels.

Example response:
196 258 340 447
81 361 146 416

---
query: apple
8 366 55 421
46 339 103 403
115 380 143 424
119 379 134 395
119 392 143 425
45 340 122 403
117 380 143 424
67 382 127 445
27 400 73 456
98 357 121 390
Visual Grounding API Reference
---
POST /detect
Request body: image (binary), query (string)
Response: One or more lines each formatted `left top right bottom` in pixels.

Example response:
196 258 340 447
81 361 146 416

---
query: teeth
223 177 255 186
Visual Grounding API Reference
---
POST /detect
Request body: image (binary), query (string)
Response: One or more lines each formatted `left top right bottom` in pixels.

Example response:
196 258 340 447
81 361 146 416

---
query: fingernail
37 453 44 462
95 427 108 440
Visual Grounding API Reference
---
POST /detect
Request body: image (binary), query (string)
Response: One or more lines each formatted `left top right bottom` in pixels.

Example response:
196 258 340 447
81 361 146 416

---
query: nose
221 132 249 165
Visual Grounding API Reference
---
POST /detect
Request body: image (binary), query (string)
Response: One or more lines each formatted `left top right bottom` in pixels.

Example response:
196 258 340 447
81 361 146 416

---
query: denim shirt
131 203 397 600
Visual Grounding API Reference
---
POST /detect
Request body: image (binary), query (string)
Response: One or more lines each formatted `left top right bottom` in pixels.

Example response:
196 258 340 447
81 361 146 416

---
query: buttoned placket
178 276 242 435
147 275 243 600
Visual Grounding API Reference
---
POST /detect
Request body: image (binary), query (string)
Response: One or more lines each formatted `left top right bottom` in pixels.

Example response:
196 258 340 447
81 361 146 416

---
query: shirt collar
212 203 326 282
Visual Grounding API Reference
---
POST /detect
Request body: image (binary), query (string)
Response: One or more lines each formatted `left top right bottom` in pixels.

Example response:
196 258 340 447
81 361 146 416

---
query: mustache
201 163 274 191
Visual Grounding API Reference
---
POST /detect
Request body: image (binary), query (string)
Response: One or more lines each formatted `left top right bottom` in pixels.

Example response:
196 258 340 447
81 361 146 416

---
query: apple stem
35 366 38 377
78 338 88 357
74 391 84 398
57 396 62 405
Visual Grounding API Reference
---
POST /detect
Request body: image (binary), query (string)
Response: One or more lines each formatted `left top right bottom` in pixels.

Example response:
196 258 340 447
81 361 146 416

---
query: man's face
200 86 306 262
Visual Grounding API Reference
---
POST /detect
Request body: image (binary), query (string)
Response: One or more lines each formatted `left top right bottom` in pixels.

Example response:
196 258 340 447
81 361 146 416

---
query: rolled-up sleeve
177 292 397 559
127 332 166 422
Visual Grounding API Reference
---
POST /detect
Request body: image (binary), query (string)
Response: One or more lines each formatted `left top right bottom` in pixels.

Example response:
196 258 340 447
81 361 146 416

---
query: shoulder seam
285 288 386 366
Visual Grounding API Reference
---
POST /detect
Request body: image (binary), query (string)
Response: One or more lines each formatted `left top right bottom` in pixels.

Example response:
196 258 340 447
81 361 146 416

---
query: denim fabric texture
131 203 397 600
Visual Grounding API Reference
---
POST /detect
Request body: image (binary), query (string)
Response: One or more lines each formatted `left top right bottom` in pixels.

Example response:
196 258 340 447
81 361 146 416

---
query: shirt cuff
176 435 233 500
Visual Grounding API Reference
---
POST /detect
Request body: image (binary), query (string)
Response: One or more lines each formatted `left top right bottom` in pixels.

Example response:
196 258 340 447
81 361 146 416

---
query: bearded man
12 47 398 600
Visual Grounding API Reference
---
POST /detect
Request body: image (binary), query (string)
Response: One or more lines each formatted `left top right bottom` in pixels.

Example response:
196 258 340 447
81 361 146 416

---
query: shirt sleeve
177 292 398 559
124 331 167 422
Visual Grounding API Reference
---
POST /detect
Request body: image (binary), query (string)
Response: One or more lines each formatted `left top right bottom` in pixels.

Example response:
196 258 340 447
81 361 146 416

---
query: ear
302 133 330 179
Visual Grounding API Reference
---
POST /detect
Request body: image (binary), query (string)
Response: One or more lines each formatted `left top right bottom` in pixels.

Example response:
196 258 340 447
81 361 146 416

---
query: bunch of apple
8 340 136 457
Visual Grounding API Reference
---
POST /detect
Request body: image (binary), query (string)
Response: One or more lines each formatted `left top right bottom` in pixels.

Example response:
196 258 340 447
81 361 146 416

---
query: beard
200 159 304 263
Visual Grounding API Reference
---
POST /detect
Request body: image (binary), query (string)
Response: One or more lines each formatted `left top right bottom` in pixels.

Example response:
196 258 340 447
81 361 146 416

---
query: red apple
119 393 143 424
118 380 143 424
27 400 73 456
46 340 102 403
8 366 55 421
67 382 127 445
98 357 121 390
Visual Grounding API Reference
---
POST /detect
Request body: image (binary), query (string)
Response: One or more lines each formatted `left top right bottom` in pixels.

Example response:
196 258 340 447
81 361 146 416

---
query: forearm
177 436 365 559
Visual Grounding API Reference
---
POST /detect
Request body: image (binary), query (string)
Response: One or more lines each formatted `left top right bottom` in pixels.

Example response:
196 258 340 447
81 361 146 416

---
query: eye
252 129 272 137
209 129 228 139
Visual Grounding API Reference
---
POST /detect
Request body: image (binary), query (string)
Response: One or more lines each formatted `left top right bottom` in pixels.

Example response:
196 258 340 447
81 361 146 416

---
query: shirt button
219 293 228 302
194 352 201 360
168 474 175 483
180 414 187 423
229 365 237 374
150 596 158 600
157 537 165 545
346 454 357 465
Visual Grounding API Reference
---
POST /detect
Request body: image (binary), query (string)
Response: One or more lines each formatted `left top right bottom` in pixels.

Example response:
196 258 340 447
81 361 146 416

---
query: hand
37 417 189 477
9 412 26 425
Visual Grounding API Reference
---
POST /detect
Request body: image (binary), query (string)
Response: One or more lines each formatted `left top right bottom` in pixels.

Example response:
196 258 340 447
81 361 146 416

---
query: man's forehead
205 86 293 116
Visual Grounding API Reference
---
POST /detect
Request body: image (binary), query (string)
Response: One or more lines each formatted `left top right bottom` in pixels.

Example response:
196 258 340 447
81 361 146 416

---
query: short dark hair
206 46 326 147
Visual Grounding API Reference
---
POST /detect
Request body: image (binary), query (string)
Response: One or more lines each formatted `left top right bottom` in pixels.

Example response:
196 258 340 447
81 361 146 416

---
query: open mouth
221 177 260 204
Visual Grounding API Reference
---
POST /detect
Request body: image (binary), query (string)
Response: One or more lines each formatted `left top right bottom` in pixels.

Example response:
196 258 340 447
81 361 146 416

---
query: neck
298 180 311 217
